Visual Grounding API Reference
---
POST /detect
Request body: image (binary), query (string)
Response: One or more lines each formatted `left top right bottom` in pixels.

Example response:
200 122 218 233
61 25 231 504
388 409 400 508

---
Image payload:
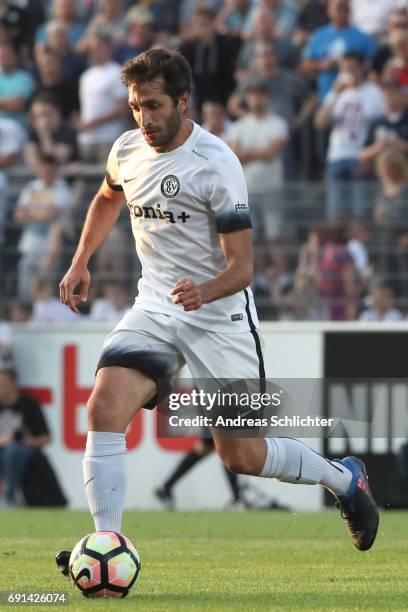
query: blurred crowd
0 0 408 325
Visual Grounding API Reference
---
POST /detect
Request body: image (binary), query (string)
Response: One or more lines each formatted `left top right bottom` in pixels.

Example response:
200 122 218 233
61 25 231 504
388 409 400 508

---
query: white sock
83 431 127 533
259 437 352 496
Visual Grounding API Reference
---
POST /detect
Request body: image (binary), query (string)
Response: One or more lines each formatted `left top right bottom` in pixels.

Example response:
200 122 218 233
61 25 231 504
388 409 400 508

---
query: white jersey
325 83 386 162
106 121 258 333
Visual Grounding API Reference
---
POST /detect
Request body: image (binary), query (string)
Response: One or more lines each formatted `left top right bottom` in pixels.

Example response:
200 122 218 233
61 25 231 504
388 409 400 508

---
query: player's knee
87 394 119 431
219 450 248 475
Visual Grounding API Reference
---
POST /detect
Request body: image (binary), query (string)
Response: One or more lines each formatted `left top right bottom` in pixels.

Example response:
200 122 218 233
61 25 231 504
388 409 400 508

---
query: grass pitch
0 509 407 611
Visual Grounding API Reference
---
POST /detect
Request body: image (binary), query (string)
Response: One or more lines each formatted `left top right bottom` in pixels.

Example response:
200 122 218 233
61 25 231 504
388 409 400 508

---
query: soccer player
57 49 378 572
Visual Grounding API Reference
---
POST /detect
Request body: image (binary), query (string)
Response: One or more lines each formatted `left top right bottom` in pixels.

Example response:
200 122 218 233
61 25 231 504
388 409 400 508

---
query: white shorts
97 306 265 409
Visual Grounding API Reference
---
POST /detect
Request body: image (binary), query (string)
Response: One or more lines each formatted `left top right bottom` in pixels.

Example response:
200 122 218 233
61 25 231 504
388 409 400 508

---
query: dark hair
30 92 61 109
341 51 364 64
193 8 216 20
40 45 63 64
37 153 59 164
121 48 192 105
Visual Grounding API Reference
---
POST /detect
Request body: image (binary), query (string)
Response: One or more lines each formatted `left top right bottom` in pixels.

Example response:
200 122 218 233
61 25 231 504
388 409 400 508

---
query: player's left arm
171 229 253 311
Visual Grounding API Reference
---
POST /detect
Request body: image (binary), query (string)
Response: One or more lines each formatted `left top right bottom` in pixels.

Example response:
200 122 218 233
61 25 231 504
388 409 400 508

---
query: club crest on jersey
161 175 180 199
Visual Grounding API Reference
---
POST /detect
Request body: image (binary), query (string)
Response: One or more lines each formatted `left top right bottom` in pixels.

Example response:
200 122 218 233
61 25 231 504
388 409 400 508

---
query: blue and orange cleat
336 456 379 551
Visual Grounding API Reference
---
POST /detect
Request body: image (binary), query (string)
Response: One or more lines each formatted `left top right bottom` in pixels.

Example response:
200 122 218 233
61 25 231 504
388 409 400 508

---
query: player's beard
144 107 182 148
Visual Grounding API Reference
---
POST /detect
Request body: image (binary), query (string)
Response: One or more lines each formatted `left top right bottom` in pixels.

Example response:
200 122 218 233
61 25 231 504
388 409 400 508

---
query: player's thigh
178 325 264 381
99 308 184 385
91 308 184 430
88 366 156 432
177 326 265 474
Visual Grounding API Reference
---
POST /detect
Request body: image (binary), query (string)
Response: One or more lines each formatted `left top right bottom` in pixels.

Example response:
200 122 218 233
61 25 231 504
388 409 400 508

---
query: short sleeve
15 71 35 100
363 33 378 60
55 181 72 210
269 117 289 141
207 150 252 233
303 30 322 60
16 183 33 208
105 139 123 191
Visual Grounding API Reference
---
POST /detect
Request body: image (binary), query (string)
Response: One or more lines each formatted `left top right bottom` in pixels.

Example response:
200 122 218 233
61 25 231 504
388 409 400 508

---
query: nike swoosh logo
296 454 302 481
124 176 137 183
84 477 95 487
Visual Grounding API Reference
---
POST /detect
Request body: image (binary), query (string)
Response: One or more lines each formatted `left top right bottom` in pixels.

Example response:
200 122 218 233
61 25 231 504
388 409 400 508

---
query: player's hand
170 278 204 311
59 263 90 313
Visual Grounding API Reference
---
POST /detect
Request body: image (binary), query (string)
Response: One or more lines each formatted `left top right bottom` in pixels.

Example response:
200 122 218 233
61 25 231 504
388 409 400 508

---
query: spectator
6 301 32 323
318 224 360 320
77 32 128 163
301 0 378 103
315 52 386 219
373 149 408 296
113 5 156 65
350 0 397 39
0 0 45 53
90 280 130 322
0 363 50 507
293 0 329 47
0 41 35 126
145 0 180 34
294 227 322 314
347 222 373 287
384 28 408 91
76 0 127 53
35 0 85 48
0 117 26 249
24 93 78 170
215 0 251 37
34 46 79 118
229 42 310 126
42 20 86 85
179 0 223 33
244 0 298 39
372 9 408 79
359 282 403 321
180 8 240 111
14 155 72 299
235 6 300 78
30 276 79 322
360 78 408 169
0 117 26 166
228 80 289 239
201 100 231 141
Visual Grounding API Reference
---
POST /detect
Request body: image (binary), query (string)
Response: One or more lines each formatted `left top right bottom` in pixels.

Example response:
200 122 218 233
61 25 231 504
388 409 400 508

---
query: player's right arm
59 179 124 312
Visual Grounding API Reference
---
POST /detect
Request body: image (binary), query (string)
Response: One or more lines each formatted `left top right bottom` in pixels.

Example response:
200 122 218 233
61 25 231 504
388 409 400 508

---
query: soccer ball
69 531 141 598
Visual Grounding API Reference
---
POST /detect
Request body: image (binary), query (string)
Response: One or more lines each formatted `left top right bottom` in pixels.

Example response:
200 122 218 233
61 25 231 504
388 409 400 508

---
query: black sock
164 450 205 491
223 465 240 501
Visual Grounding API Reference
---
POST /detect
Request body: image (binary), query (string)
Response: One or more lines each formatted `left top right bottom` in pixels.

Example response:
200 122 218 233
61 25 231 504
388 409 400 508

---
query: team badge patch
161 175 180 198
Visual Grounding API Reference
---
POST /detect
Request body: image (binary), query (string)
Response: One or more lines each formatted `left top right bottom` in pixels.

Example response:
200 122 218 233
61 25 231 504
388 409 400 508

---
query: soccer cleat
154 486 175 510
55 550 71 578
335 456 379 551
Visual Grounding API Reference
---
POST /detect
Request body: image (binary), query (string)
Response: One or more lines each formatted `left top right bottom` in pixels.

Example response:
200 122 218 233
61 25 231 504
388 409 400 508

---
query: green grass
0 509 407 611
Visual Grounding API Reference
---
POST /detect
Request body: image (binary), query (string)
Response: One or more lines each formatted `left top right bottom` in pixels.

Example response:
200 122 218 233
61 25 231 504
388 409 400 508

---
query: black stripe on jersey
244 288 266 391
216 211 252 233
105 172 123 192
